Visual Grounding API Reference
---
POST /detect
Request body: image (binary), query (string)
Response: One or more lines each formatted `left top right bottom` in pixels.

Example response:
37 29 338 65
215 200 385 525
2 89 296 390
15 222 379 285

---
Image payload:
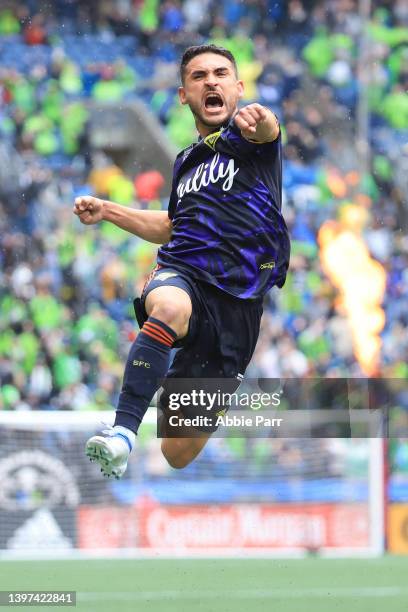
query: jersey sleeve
167 187 177 220
167 151 185 220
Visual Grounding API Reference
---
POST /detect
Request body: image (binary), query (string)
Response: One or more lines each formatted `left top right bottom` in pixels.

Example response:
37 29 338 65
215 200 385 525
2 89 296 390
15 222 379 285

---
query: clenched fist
234 103 279 143
73 196 104 225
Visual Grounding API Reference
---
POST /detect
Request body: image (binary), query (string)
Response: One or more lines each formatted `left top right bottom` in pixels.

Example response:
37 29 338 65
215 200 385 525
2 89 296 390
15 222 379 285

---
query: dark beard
190 105 233 130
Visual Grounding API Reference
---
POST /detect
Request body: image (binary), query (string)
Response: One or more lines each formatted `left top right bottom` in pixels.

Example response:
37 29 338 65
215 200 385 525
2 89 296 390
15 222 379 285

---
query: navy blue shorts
133 266 263 432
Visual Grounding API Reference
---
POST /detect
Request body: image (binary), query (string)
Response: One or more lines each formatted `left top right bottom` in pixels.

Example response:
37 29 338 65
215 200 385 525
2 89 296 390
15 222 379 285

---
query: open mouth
204 93 224 111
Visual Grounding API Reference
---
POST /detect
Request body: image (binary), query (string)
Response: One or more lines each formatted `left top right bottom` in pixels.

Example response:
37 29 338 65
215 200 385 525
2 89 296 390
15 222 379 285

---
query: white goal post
0 410 385 559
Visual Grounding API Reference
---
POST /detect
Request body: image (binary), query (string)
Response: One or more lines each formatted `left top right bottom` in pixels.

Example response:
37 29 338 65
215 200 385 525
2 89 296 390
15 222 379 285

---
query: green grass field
1 557 407 612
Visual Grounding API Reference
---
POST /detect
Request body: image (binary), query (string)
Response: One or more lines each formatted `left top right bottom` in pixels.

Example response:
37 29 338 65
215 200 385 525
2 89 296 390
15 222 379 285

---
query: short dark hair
180 44 238 83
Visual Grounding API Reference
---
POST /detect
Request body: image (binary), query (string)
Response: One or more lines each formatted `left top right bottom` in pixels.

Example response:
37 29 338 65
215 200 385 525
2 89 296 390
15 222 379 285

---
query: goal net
0 410 384 558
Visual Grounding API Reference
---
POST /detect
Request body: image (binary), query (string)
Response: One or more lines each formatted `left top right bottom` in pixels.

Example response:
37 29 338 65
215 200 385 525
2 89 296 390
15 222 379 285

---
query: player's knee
150 301 190 337
161 450 191 470
164 453 191 470
161 440 193 469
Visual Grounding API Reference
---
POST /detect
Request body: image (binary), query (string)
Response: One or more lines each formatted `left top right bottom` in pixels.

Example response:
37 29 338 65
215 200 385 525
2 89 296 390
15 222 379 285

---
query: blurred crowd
0 0 407 420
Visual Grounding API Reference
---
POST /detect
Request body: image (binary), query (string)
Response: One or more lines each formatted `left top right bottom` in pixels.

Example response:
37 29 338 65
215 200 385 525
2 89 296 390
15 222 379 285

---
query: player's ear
237 80 244 100
178 86 187 105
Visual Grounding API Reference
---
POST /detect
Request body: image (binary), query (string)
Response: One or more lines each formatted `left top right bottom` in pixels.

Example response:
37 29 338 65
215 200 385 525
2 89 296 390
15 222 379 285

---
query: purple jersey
157 117 290 300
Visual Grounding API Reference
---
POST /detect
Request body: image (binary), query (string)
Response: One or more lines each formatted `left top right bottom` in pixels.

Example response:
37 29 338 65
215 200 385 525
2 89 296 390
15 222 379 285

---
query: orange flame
318 214 386 375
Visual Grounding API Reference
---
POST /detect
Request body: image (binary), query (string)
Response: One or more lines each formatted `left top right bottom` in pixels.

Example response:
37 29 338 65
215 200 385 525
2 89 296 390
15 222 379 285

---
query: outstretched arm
73 196 173 245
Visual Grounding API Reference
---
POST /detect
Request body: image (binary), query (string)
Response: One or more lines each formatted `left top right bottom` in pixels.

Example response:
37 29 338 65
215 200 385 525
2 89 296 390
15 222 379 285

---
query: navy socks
114 316 177 433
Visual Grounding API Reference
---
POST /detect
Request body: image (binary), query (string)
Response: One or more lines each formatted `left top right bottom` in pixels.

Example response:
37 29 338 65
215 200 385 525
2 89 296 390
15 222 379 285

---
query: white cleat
85 426 134 479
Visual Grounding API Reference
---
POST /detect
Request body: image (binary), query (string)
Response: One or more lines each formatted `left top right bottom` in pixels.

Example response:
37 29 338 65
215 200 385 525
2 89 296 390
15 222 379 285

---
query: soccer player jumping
73 45 290 478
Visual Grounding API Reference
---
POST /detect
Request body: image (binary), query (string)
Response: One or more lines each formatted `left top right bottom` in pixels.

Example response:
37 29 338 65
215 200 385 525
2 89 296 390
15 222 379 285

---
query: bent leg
114 285 192 433
145 285 192 339
147 285 207 469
